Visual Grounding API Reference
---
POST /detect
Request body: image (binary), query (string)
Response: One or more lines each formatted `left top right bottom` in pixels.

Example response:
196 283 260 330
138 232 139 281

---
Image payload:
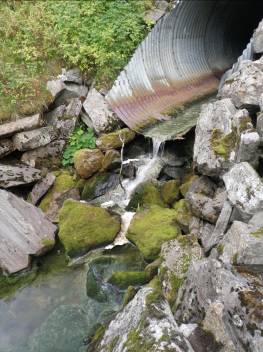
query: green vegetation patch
0 0 153 122
58 199 121 257
127 206 181 261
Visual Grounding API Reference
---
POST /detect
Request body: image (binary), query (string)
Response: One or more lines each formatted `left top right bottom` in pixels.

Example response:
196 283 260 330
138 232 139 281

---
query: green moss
250 228 263 238
173 199 191 233
145 258 161 279
87 325 106 352
210 128 238 160
41 238 56 249
161 180 181 206
108 271 150 289
0 271 37 300
147 275 162 293
179 175 198 197
58 199 121 257
123 285 137 306
39 170 76 212
96 128 136 151
239 116 253 132
232 252 238 265
127 206 181 261
217 243 224 254
127 182 165 211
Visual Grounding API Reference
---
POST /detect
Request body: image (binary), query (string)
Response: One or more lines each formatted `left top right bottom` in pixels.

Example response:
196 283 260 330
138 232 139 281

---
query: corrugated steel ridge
106 0 260 131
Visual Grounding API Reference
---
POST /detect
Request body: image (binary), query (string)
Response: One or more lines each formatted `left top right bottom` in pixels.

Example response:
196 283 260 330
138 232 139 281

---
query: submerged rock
194 98 256 176
92 287 194 352
108 271 151 289
58 199 121 257
74 148 104 179
83 88 120 134
96 128 136 151
127 206 181 261
223 162 263 219
0 189 56 274
0 163 41 188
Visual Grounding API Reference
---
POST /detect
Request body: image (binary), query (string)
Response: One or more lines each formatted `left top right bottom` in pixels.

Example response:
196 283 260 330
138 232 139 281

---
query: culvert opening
106 0 263 131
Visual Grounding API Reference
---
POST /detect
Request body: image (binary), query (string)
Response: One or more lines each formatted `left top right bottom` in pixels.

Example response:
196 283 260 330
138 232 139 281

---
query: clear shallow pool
0 244 145 352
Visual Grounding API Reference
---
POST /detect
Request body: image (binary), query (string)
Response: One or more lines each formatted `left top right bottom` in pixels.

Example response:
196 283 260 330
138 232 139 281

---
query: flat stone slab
0 164 41 188
0 114 43 138
13 126 57 151
0 189 56 274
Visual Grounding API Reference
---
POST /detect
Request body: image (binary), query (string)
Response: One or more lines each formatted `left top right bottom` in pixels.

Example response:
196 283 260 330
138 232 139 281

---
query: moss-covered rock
122 286 138 306
108 271 151 289
81 172 119 201
101 149 121 171
127 206 181 261
96 128 136 151
39 170 79 222
179 174 198 197
161 179 181 206
173 199 192 233
127 182 165 211
74 148 104 179
58 199 121 257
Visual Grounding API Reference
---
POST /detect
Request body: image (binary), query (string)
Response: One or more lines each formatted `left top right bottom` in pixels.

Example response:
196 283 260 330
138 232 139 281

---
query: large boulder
219 57 263 109
83 88 120 134
0 189 56 274
194 98 257 176
127 206 181 261
74 148 104 179
159 235 203 304
218 221 263 269
0 113 43 138
12 126 58 151
175 258 263 351
92 287 194 352
0 164 41 188
58 199 121 257
223 162 263 219
96 128 136 151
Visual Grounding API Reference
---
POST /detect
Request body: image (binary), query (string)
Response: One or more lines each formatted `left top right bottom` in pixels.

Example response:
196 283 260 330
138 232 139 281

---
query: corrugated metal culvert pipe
106 0 263 131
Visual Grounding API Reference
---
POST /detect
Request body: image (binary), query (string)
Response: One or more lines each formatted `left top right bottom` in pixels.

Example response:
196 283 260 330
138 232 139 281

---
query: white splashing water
105 211 135 248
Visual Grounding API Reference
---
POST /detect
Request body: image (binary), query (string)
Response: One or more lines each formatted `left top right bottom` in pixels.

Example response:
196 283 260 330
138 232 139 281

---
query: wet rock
186 177 225 224
127 182 164 211
58 199 120 257
219 57 263 109
0 189 56 274
194 98 255 176
175 258 263 351
159 235 203 304
29 173 56 205
13 126 58 151
96 128 135 151
0 164 41 188
74 148 104 179
201 200 232 252
58 68 83 84
127 206 181 261
223 162 263 219
39 170 79 222
94 287 194 352
21 140 65 169
0 138 15 158
121 161 136 179
161 179 180 206
218 221 263 269
0 113 43 138
253 19 263 54
81 173 119 201
83 88 120 134
101 149 121 171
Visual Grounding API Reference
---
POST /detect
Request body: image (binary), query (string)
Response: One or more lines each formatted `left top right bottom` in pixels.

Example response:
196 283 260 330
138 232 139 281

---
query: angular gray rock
21 140 65 169
13 126 58 151
175 258 263 352
64 97 82 118
83 88 120 134
256 111 263 138
219 57 263 109
186 177 225 224
0 139 15 158
95 287 194 352
0 164 41 188
218 221 263 269
45 105 67 124
29 173 56 205
0 189 56 274
0 113 43 138
58 68 83 84
223 162 263 219
253 19 263 54
236 130 260 167
194 98 254 176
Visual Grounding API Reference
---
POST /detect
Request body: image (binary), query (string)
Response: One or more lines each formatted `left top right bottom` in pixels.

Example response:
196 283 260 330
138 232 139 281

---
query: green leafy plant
62 125 96 166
